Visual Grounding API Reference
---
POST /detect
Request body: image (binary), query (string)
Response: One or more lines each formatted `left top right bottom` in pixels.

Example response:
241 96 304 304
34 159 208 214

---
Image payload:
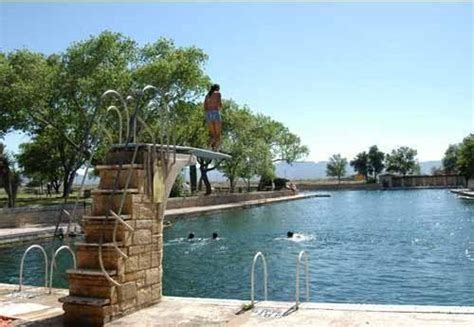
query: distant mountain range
75 160 442 185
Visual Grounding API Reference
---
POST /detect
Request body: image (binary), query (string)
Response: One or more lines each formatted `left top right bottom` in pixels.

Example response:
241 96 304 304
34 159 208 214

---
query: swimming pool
162 189 474 305
1 189 473 306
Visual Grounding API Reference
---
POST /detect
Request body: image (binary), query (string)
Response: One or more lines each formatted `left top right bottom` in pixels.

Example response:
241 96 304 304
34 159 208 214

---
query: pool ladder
18 244 77 294
250 250 310 309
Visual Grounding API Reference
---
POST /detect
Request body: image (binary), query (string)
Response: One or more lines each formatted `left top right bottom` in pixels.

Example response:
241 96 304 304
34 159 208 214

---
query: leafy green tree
442 144 461 174
457 134 474 183
385 146 420 176
218 102 255 192
368 145 385 179
350 151 369 181
0 143 22 207
326 154 347 184
16 133 64 193
254 115 309 190
1 31 211 197
431 166 444 175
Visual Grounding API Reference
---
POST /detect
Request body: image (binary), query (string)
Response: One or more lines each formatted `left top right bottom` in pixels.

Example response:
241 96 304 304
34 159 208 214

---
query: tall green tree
254 115 309 190
457 134 474 183
1 31 212 197
385 146 420 176
326 154 347 184
218 102 255 192
0 143 21 207
442 144 461 174
16 133 64 193
350 151 369 180
368 145 385 179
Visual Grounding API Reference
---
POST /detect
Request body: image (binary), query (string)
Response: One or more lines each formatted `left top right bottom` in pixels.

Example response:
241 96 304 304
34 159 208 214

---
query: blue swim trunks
206 110 221 123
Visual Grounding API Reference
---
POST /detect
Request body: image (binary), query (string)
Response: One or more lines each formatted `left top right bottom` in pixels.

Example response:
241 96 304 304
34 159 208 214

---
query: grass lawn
0 187 93 208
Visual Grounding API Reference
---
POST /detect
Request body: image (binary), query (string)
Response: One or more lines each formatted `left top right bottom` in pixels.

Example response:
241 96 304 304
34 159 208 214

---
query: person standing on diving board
204 84 222 151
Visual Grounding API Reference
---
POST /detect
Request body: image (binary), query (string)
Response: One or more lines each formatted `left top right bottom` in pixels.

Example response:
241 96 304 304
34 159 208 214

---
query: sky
0 2 473 162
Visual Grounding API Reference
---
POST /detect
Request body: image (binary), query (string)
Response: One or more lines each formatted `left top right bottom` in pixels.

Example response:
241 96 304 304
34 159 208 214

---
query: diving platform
111 143 231 161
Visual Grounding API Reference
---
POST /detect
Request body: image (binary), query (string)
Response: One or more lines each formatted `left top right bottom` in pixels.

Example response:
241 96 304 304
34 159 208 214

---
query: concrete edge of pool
0 283 472 326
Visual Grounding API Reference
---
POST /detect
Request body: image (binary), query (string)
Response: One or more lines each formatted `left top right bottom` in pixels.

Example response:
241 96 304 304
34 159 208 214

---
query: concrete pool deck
165 192 327 219
0 283 472 326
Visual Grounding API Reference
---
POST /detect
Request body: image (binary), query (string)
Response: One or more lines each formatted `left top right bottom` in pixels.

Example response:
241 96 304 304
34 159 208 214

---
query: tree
368 145 385 180
218 104 254 192
326 154 347 184
1 31 211 197
350 151 369 181
431 166 444 175
254 115 309 190
0 143 21 207
385 146 420 176
16 133 64 193
457 134 474 183
442 144 461 174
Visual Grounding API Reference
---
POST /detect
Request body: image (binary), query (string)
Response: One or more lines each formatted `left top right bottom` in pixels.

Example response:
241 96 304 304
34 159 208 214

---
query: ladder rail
49 245 77 294
251 251 268 306
19 245 49 292
295 250 310 309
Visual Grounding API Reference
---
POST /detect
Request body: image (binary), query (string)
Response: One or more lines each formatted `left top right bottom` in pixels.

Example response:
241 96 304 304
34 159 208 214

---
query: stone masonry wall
0 204 88 228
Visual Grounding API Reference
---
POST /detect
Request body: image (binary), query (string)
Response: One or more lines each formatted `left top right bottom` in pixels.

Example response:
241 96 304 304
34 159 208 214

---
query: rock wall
0 204 88 228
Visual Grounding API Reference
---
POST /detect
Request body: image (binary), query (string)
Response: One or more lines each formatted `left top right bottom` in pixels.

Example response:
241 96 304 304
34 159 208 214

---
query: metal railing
97 85 176 288
251 251 268 306
19 245 49 292
49 245 77 294
295 250 310 309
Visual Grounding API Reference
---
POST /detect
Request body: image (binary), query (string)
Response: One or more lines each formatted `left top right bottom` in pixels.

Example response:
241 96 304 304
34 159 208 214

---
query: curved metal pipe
49 245 77 294
19 245 48 292
295 250 310 309
251 251 268 305
98 245 121 287
101 89 129 143
107 106 123 144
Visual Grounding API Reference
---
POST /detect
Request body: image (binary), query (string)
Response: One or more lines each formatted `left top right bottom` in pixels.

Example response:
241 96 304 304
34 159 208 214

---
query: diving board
111 143 231 160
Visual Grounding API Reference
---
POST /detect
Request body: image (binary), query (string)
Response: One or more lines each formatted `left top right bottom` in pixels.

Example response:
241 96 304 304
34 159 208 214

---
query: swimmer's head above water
188 232 195 240
287 231 294 238
212 232 218 240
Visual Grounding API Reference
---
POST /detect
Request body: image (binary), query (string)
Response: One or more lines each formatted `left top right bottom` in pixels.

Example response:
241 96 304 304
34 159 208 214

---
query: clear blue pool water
162 189 474 305
1 189 473 306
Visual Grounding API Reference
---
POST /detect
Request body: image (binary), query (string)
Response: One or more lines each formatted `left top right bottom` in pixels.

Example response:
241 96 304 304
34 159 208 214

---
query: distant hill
418 161 442 175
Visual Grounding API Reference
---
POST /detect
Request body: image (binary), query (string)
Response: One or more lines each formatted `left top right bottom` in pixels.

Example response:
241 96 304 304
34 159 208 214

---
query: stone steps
82 214 132 221
83 219 130 243
63 145 169 325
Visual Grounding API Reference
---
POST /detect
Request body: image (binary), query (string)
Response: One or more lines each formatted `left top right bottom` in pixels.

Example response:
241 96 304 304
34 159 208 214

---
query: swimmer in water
188 232 195 240
212 232 218 240
287 231 294 238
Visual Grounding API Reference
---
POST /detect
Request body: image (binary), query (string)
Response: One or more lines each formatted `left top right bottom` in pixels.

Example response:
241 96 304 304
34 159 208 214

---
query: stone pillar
60 145 195 326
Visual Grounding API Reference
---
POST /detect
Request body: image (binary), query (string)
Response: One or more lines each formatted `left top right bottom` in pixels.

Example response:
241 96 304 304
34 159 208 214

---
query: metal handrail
49 245 77 294
251 252 268 305
19 245 48 292
295 250 310 309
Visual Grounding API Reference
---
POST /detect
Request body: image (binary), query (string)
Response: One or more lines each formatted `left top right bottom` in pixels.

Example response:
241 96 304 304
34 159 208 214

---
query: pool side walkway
0 224 79 247
165 192 326 219
451 188 474 198
0 284 472 326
